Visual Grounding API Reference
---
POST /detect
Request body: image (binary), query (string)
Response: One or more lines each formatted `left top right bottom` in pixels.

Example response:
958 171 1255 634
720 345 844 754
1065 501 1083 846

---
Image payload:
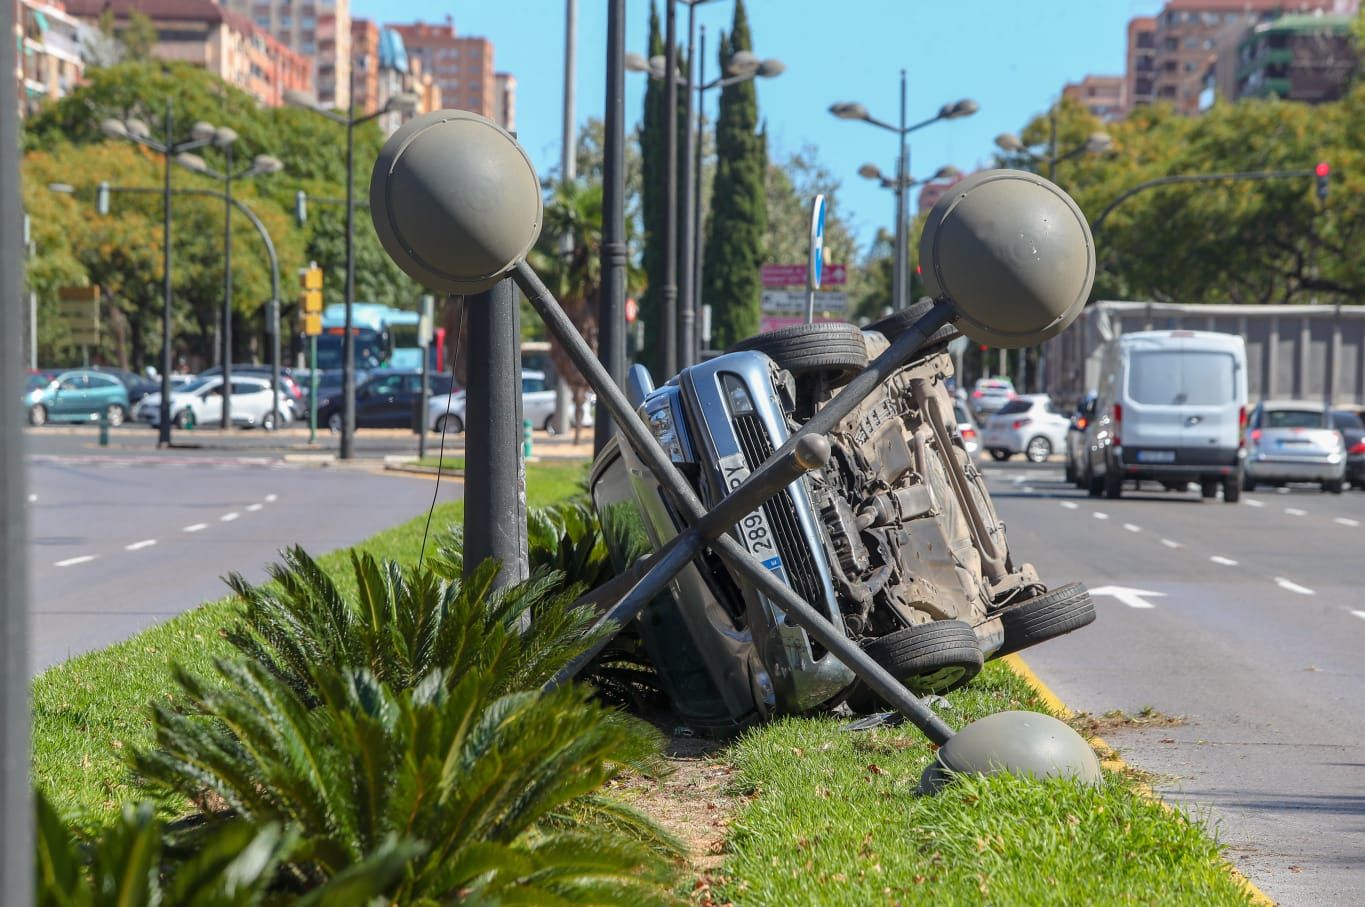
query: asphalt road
983 458 1365 906
26 448 460 673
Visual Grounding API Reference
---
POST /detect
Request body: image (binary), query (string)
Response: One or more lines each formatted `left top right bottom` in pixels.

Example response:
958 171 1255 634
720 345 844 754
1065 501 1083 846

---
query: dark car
316 369 455 433
1332 408 1365 489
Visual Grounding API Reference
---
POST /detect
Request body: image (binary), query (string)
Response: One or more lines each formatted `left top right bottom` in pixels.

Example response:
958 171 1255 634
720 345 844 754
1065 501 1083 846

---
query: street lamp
285 83 419 459
626 25 784 367
177 136 283 428
100 103 217 447
830 74 977 312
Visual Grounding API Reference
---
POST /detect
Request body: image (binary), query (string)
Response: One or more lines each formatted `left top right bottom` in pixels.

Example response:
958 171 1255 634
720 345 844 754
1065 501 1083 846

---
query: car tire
1222 475 1241 503
1200 477 1219 499
1323 478 1344 495
261 412 277 431
327 412 344 434
105 404 125 427
989 448 1011 462
993 583 1096 659
863 298 961 357
28 404 47 426
543 414 557 435
1104 463 1123 499
1025 436 1052 463
1242 472 1256 492
436 413 464 435
726 322 868 385
1064 458 1077 485
861 620 983 696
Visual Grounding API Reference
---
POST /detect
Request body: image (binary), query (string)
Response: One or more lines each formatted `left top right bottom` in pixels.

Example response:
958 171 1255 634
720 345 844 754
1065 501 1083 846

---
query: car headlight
721 374 754 416
645 401 688 464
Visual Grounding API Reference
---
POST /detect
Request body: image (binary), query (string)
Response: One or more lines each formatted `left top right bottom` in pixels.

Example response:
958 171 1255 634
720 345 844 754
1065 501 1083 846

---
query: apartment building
494 72 516 133
1062 74 1125 121
1125 16 1157 110
390 18 512 128
1235 13 1357 102
223 0 350 108
18 0 88 116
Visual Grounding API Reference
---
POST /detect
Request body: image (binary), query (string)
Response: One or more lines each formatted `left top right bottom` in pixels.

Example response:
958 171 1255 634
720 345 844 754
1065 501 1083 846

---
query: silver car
1244 401 1347 494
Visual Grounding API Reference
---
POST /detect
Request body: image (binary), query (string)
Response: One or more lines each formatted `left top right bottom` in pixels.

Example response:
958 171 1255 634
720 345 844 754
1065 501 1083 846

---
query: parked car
198 365 308 419
25 370 131 426
969 377 1017 416
1335 407 1365 489
1083 330 1247 502
954 399 980 456
426 370 592 435
135 375 291 430
1065 392 1098 486
980 394 1071 463
1243 401 1347 494
87 366 160 405
317 369 455 432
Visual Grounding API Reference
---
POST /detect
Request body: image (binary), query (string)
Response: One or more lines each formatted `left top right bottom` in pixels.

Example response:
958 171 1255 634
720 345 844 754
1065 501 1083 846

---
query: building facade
223 0 350 108
1125 16 1157 111
350 16 380 113
1062 74 1125 121
390 19 508 126
493 71 516 133
18 0 88 117
1235 14 1357 102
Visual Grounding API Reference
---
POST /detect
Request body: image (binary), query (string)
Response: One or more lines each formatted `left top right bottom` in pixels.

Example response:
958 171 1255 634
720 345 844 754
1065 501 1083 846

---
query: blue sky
354 0 1165 248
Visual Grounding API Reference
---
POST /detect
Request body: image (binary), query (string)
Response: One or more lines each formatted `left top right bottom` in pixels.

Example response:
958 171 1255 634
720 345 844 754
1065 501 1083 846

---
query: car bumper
980 428 1025 451
1113 446 1241 478
1247 455 1345 483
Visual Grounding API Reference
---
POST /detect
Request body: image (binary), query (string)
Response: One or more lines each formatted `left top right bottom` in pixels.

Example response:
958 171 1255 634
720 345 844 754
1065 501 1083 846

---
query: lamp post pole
222 139 234 426
661 0 678 379
597 0 627 454
342 69 358 459
692 24 707 361
160 103 175 444
677 0 698 369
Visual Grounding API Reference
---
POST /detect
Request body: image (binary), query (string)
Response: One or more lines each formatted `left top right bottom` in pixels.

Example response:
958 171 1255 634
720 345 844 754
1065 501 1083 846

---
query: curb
1001 654 1275 907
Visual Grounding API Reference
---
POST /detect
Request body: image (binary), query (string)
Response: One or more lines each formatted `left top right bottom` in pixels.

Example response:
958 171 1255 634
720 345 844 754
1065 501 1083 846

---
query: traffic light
298 262 323 335
1315 161 1330 202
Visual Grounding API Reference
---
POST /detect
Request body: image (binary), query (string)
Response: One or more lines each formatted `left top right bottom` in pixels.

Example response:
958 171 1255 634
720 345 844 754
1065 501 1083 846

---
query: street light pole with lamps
101 103 218 447
855 162 962 310
830 73 977 312
177 138 283 428
284 80 418 460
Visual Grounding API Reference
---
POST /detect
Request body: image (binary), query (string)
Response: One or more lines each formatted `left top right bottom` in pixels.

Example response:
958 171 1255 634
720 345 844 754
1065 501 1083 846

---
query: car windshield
1128 350 1236 406
1330 410 1364 431
1264 409 1326 430
175 378 214 395
995 400 1033 416
977 381 1012 392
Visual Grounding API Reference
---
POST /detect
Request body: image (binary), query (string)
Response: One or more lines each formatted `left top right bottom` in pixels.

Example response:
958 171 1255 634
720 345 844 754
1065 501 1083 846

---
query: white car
953 400 980 456
136 375 292 430
970 377 1017 416
980 394 1071 462
426 370 594 434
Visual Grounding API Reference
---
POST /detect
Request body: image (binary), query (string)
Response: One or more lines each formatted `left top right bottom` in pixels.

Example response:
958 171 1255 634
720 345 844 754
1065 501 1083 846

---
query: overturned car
589 309 1095 732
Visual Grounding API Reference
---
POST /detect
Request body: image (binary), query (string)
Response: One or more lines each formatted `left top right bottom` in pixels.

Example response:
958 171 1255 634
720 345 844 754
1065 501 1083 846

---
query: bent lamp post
370 110 1102 792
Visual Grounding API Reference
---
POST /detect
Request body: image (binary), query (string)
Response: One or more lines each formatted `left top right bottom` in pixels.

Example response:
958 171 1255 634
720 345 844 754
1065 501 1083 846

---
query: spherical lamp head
918 169 1095 348
1086 131 1114 154
125 118 151 140
252 154 283 175
213 126 239 148
624 52 651 73
370 109 542 295
918 710 1102 795
830 101 869 121
727 50 760 76
994 132 1025 153
757 58 786 78
857 163 884 182
175 152 207 173
100 118 128 139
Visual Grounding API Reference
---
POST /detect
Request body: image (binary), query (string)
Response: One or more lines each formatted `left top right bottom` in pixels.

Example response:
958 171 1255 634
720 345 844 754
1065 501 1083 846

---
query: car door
1122 341 1191 462
230 381 267 423
198 382 225 424
1175 346 1241 453
88 374 126 417
358 375 402 427
49 373 87 418
521 375 553 428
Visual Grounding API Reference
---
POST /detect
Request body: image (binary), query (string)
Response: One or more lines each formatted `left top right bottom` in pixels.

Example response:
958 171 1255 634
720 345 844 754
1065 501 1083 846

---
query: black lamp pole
596 0 627 454
342 68 358 459
661 1 678 379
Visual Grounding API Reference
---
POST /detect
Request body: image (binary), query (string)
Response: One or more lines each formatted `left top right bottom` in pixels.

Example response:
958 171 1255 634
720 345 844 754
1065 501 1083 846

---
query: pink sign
762 263 846 288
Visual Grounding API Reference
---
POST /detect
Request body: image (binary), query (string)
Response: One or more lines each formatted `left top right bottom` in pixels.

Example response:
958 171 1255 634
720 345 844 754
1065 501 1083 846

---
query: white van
1082 330 1247 503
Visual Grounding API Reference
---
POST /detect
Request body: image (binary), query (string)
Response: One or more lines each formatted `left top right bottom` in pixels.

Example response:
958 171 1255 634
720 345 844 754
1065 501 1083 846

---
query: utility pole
596 0 627 454
677 0 698 368
661 0 678 378
555 0 577 436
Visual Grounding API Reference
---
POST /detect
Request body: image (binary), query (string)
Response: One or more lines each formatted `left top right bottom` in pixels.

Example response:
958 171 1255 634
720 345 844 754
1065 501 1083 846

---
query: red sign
762 263 846 288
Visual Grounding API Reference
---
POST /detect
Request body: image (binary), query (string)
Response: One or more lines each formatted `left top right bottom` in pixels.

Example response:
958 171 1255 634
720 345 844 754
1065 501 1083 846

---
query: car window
1264 409 1325 430
369 375 404 396
523 377 547 394
1330 410 1364 430
90 375 120 389
1128 351 1236 406
58 375 86 391
230 381 266 395
995 400 1032 416
1045 401 1067 416
404 375 423 394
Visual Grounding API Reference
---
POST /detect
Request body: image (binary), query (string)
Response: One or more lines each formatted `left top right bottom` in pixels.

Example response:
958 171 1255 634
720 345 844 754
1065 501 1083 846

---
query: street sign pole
806 194 826 324
417 294 433 461
309 336 318 444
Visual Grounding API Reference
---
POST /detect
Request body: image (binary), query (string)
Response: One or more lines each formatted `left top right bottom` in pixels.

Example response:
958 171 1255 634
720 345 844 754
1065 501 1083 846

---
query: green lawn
32 459 588 827
707 661 1255 906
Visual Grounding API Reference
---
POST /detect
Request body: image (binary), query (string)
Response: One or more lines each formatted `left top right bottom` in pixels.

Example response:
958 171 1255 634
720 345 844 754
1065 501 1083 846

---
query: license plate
1136 450 1176 463
717 453 783 570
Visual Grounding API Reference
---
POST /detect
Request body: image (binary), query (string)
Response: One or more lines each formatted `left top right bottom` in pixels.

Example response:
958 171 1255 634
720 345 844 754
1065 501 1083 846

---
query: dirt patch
1070 706 1185 737
606 733 742 877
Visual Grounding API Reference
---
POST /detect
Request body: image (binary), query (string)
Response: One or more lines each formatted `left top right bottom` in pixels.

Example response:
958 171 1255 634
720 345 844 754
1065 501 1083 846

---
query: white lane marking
264 494 278 503
1090 585 1165 609
1093 511 1109 520
1274 577 1315 596
124 539 157 551
1122 523 1141 533
27 494 37 503
220 512 240 522
246 503 263 512
1351 610 1365 622
1060 501 1079 510
1285 507 1307 517
1276 487 1289 494
54 555 96 567
1210 555 1238 566
1160 538 1182 549
1022 486 1035 494
1245 499 1264 508
1335 517 1360 528
1012 476 1027 485
183 523 208 533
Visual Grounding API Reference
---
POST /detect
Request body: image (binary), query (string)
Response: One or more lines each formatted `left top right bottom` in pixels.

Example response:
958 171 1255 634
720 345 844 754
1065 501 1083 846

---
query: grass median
33 459 587 827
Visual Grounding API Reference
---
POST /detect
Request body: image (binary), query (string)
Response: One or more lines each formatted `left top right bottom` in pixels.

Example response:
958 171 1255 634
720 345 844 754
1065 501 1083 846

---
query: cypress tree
702 0 766 348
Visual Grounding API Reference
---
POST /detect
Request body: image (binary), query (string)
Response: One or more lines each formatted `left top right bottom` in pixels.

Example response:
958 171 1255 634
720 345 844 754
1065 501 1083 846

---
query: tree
702 0 766 348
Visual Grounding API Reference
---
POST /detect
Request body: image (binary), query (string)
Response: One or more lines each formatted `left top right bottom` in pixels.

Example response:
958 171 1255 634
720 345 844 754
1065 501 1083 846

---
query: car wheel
988 448 1011 461
261 412 277 431
861 620 983 696
993 583 1096 659
436 413 464 435
1200 477 1219 499
1025 436 1052 463
1222 474 1241 503
863 298 962 357
327 412 344 434
1086 462 1103 498
105 404 125 427
1064 458 1077 485
28 404 47 426
1104 464 1123 499
726 322 868 386
1323 478 1344 495
543 414 557 435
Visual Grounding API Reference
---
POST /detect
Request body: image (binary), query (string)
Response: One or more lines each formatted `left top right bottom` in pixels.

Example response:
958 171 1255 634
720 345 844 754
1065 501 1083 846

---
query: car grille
732 412 827 613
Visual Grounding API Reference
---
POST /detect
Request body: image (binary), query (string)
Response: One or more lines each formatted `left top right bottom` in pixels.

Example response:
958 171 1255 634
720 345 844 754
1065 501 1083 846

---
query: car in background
316 369 455 433
1334 407 1365 489
135 375 292 430
426 370 592 435
1065 392 1098 486
1243 401 1347 494
980 395 1071 463
198 365 308 419
24 370 131 426
85 366 160 405
969 377 1017 417
953 400 980 456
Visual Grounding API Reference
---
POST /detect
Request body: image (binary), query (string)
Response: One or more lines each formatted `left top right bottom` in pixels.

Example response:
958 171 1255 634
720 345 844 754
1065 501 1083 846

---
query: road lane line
27 493 37 503
1210 555 1238 566
1351 610 1365 622
124 539 157 551
1284 507 1307 517
1335 517 1360 527
1059 501 1079 510
1244 499 1264 508
54 555 96 567
264 494 278 503
1160 538 1182 549
183 523 208 533
1093 511 1109 520
1122 523 1141 533
220 512 240 522
1022 486 1035 493
246 503 263 512
1274 577 1314 596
